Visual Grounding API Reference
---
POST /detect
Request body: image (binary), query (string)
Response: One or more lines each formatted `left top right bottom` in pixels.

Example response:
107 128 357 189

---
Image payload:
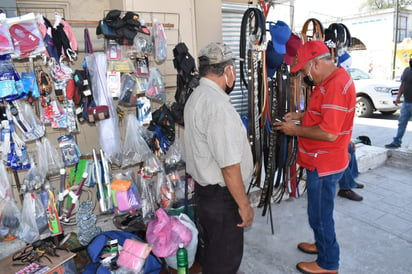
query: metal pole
392 0 400 79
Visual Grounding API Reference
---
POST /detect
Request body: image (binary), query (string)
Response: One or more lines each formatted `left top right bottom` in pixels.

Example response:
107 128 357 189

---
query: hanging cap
338 51 352 70
266 40 283 78
199 42 236 65
284 33 302 66
290 40 330 73
269 21 291 54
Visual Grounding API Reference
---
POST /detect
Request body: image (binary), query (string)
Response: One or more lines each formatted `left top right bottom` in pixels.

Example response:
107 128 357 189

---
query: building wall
4 0 253 204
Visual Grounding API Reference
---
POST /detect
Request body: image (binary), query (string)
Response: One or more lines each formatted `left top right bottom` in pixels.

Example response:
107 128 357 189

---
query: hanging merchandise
171 42 199 126
134 31 153 56
110 172 142 214
136 169 157 223
107 70 121 97
37 15 60 62
146 67 165 103
0 161 12 200
17 192 41 243
92 148 111 214
0 54 26 101
86 52 122 165
9 100 45 142
1 197 22 241
36 137 64 176
76 200 101 246
156 169 175 210
163 137 185 173
57 134 81 166
152 18 167 65
119 73 137 106
63 96 79 133
40 186 63 236
121 113 153 168
148 104 176 155
20 158 44 193
49 58 73 92
0 13 14 55
239 7 266 194
51 13 77 62
21 71 40 99
136 96 152 125
3 119 31 171
7 12 45 58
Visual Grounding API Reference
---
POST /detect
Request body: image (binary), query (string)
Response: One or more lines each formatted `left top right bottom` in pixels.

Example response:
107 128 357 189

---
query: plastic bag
1 198 22 241
7 12 45 58
21 71 40 98
136 96 152 126
0 161 12 200
86 52 122 165
37 137 64 176
164 137 185 173
145 68 165 103
152 19 167 65
33 192 48 234
110 171 142 214
164 213 198 269
0 54 26 101
136 169 157 223
119 73 137 107
146 208 192 258
13 100 45 142
156 169 175 210
0 14 14 55
17 192 40 243
117 238 152 272
121 113 153 168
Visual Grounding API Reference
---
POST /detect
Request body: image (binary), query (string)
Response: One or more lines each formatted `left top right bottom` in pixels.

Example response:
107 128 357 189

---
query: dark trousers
195 183 243 274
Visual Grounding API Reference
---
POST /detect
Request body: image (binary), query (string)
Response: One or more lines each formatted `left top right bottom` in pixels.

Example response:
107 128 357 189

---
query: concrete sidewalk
240 114 412 274
241 164 412 274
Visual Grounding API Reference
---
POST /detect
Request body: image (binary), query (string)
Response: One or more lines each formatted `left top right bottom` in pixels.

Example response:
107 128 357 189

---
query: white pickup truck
348 68 401 117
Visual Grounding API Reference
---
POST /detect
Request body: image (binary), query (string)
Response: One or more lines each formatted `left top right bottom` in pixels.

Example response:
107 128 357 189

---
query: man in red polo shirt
274 40 356 274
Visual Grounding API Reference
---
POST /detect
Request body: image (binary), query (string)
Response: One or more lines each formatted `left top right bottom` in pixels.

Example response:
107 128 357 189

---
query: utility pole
392 0 400 79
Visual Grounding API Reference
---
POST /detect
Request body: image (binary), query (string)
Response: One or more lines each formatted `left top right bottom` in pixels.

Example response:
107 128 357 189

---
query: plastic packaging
0 14 14 55
57 134 81 166
146 67 165 103
152 19 167 64
6 12 45 58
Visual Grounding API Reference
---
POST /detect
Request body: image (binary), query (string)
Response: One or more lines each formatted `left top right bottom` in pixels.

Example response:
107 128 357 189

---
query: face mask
303 63 315 87
224 67 236 95
303 75 315 87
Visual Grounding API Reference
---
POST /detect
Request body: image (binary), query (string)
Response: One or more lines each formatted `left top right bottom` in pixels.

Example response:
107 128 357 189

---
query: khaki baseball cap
198 42 235 65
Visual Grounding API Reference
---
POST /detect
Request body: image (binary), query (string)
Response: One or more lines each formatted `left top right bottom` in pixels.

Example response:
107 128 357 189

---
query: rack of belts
240 1 298 235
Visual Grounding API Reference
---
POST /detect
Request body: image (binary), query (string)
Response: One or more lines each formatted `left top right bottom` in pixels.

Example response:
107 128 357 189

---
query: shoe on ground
338 189 363 201
385 143 400 149
296 261 338 274
297 242 318 254
355 183 364 189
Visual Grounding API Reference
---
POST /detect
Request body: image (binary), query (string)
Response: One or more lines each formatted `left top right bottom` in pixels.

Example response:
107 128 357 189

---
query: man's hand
237 205 254 228
273 120 299 136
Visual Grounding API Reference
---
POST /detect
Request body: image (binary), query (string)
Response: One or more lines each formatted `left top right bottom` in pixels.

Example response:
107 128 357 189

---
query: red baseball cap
284 33 302 66
290 40 329 73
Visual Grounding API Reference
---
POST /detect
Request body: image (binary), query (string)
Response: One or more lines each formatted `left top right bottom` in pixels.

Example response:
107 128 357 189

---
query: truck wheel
356 97 373 117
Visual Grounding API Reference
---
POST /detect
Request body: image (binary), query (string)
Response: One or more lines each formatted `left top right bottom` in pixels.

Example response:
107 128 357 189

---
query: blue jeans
306 169 343 270
338 144 359 189
392 102 412 146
